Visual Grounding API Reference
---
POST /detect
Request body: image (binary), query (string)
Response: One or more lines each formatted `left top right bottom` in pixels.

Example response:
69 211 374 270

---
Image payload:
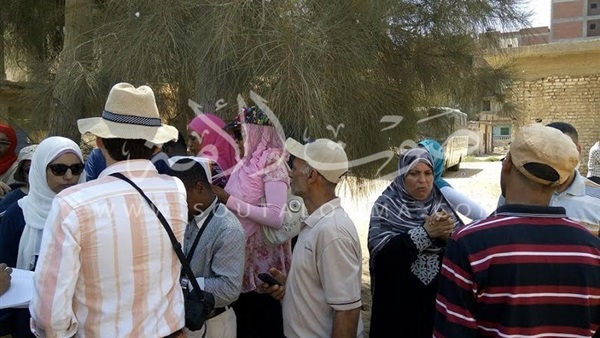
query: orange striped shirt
30 161 187 338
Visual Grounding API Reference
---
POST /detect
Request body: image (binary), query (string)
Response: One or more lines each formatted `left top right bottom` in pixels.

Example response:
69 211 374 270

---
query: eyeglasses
47 163 85 176
0 140 10 147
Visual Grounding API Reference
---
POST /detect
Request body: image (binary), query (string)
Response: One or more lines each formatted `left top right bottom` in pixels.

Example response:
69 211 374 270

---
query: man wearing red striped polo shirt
434 123 600 338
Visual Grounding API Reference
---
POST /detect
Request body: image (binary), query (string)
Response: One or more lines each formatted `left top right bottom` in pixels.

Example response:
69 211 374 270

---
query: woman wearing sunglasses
0 136 83 338
0 137 83 269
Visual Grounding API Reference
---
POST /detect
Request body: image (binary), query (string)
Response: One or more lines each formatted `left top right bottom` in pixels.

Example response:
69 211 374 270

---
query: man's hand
0 263 12 296
259 268 287 301
0 182 11 198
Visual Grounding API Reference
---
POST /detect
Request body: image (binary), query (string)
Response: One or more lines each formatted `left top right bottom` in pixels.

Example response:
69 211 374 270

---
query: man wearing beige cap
263 138 364 338
30 83 188 338
434 123 600 337
496 121 600 234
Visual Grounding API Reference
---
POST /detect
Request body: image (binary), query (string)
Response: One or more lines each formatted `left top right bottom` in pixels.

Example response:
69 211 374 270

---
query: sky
526 0 552 27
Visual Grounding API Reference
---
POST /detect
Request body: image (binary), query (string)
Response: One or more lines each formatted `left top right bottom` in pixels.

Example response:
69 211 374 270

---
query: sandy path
338 159 502 334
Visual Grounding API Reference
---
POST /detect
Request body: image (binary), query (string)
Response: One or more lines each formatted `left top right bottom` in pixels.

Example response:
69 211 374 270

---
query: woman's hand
423 211 455 240
211 184 230 204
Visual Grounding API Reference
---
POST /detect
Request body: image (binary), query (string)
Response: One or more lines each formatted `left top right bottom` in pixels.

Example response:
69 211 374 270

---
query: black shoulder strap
186 206 216 262
110 172 206 299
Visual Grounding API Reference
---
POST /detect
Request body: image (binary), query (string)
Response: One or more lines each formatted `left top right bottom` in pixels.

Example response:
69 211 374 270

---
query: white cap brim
284 138 306 161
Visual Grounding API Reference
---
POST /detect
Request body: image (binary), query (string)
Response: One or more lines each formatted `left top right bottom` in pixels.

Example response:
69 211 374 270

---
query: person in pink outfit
188 113 239 177
212 106 290 338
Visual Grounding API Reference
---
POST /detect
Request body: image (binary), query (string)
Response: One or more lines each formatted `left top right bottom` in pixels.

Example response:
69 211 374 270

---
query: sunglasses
47 163 85 176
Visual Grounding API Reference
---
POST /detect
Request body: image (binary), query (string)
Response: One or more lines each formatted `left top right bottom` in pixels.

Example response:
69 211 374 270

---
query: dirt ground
339 158 502 335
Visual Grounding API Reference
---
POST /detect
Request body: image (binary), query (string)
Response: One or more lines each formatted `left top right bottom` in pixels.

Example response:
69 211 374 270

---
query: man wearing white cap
434 123 600 337
263 138 364 338
30 83 188 338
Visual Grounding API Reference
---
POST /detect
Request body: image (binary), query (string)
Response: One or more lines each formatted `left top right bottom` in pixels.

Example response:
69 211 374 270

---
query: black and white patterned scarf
368 148 463 284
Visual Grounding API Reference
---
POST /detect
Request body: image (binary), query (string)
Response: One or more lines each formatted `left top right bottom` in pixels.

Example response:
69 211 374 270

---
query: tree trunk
0 20 5 82
49 0 96 141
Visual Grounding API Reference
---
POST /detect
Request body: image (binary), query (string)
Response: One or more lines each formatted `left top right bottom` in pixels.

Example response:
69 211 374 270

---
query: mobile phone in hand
258 272 282 286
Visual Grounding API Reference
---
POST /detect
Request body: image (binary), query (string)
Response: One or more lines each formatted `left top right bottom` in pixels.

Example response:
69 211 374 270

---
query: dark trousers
233 291 285 338
0 308 35 338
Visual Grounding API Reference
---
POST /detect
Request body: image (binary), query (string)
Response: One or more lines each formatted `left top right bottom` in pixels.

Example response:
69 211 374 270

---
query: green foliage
1 0 64 79
2 0 531 178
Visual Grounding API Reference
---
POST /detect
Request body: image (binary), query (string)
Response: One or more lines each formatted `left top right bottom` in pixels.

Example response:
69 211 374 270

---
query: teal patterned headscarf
417 139 451 189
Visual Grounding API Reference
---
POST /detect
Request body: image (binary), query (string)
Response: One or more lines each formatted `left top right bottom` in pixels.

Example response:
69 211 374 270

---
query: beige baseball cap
285 138 349 184
510 123 579 186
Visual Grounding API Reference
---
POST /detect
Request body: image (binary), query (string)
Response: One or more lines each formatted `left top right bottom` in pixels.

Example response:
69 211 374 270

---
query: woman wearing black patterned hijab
368 148 463 338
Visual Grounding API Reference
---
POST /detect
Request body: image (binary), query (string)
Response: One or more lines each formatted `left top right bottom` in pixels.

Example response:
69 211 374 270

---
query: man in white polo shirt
263 138 363 338
497 122 600 235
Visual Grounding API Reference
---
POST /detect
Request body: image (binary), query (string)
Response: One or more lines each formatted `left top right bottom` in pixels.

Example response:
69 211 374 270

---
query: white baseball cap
285 138 348 184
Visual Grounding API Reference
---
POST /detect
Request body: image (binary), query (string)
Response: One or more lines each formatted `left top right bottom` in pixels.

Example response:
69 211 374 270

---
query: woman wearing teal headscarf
417 139 489 220
418 139 451 189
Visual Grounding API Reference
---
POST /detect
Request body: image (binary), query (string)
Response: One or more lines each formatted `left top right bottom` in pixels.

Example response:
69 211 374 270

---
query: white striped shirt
30 160 188 338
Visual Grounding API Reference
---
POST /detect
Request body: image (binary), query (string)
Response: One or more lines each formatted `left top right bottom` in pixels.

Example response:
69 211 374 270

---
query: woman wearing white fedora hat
30 83 188 338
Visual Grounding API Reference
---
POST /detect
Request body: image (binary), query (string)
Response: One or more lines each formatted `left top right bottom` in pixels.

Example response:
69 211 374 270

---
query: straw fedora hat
77 83 178 144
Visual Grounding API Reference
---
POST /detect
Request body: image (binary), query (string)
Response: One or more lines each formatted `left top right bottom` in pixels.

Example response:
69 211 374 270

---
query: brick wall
553 0 584 19
485 40 600 174
553 21 584 39
508 75 600 174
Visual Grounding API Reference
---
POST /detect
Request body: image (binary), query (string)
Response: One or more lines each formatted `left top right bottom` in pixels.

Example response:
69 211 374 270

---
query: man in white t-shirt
263 138 363 338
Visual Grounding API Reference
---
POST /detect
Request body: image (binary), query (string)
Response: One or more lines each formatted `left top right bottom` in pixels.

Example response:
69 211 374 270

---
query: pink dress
224 123 292 292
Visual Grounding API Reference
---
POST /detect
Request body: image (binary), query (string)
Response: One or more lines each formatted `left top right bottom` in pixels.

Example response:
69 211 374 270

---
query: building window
591 2 598 9
482 100 491 111
500 127 510 136
591 23 597 30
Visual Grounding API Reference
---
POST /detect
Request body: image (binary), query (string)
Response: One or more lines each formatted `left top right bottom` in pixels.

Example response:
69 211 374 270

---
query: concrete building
498 27 551 47
552 0 600 41
475 1 600 158
494 0 600 47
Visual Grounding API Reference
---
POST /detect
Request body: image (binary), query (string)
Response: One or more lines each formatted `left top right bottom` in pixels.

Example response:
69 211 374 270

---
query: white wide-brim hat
77 82 179 145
